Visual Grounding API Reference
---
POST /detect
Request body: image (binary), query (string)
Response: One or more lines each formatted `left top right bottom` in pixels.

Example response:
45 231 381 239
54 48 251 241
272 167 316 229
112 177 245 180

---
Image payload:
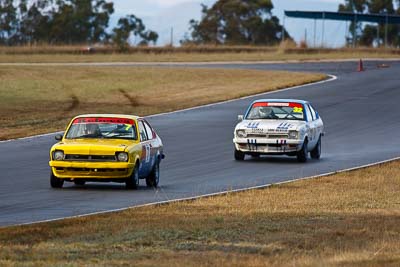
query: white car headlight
117 152 129 162
236 129 246 138
53 150 64 161
288 130 298 139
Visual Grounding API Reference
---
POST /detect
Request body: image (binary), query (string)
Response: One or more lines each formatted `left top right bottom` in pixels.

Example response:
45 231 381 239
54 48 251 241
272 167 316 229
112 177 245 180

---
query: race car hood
236 120 306 133
53 139 135 155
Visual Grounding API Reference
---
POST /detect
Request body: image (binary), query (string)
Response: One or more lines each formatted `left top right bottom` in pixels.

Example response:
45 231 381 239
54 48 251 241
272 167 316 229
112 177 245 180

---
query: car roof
72 114 141 120
251 99 309 105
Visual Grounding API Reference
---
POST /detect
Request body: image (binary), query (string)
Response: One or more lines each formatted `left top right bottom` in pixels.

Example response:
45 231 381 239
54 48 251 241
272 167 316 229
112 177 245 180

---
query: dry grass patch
1 160 400 266
0 46 399 63
0 66 325 140
0 50 399 63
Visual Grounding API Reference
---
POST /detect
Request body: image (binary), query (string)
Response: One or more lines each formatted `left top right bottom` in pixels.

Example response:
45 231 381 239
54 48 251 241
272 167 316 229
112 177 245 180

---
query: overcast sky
111 0 347 47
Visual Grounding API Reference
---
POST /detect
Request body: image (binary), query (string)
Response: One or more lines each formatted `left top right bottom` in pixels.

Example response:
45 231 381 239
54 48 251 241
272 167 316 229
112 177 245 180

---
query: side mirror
315 111 320 119
55 134 63 141
238 115 244 122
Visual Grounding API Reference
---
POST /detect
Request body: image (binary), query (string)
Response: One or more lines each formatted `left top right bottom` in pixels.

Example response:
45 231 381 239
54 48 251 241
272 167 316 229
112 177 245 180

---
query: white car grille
246 133 288 139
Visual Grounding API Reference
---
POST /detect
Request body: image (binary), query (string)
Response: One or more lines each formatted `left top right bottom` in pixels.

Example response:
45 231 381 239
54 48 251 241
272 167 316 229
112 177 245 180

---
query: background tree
49 0 114 44
184 0 289 45
112 14 158 50
339 0 400 47
0 0 18 45
0 0 157 47
18 0 51 44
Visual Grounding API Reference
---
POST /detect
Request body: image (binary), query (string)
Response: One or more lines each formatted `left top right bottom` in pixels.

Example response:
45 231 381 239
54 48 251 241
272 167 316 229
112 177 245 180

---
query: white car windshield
66 117 138 140
246 102 305 121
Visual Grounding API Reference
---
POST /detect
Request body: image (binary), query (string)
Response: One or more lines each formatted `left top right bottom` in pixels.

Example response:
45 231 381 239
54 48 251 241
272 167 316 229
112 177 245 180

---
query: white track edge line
6 155 400 229
0 74 337 144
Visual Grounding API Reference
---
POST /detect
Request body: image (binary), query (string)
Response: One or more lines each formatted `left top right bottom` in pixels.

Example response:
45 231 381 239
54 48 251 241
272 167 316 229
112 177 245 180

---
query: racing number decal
124 124 132 131
293 107 303 113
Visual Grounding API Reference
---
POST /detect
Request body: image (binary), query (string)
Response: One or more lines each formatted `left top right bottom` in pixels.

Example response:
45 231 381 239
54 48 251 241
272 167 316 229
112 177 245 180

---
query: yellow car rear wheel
146 160 160 188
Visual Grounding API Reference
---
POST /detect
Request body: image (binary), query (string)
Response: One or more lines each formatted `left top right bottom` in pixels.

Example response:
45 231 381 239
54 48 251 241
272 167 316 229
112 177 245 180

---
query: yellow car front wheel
126 164 139 190
50 171 64 189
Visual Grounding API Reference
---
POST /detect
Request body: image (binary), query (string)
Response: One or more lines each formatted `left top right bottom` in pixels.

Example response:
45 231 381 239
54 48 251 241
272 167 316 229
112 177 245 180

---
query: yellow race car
49 114 164 189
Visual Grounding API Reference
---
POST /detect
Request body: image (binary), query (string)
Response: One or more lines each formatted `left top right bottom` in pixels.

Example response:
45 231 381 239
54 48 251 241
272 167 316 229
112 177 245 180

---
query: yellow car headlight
117 152 129 162
53 150 64 161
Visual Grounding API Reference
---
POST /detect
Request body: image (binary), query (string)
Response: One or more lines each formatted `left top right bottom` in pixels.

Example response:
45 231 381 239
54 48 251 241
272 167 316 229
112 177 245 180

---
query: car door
143 120 158 171
309 104 323 137
304 104 318 150
138 120 151 177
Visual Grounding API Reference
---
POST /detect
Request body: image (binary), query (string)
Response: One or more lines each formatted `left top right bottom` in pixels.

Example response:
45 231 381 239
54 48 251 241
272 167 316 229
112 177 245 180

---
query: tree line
0 0 289 47
0 0 158 48
6 0 399 48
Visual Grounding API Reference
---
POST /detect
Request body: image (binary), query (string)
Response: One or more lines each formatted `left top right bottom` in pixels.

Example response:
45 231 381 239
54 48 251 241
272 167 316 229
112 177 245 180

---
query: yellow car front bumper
49 161 135 179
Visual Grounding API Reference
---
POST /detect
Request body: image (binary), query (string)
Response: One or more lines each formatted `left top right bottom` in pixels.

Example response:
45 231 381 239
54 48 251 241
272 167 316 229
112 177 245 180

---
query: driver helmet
85 123 100 135
259 106 273 117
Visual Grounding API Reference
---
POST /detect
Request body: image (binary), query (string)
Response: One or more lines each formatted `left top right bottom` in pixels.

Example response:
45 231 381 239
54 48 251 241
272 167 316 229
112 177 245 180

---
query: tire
297 139 308 163
310 136 322 159
50 171 64 188
74 180 86 186
126 164 140 190
146 159 160 188
234 149 245 161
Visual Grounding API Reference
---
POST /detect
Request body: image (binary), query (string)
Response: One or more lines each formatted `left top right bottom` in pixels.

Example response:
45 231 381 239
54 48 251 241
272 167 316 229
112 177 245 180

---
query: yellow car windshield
65 117 137 140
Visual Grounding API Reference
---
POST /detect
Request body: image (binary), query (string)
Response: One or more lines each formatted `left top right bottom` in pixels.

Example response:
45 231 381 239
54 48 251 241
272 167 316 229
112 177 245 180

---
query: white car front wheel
310 136 322 159
297 140 308 163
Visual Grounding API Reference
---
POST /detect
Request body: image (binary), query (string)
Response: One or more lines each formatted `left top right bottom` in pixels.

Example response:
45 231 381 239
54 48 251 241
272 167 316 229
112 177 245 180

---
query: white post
314 19 317 47
281 14 286 43
377 23 380 47
321 12 325 47
385 14 388 48
171 27 174 46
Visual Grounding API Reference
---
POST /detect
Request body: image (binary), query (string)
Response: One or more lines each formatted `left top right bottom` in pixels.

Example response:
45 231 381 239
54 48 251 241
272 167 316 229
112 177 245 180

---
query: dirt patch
118 89 139 107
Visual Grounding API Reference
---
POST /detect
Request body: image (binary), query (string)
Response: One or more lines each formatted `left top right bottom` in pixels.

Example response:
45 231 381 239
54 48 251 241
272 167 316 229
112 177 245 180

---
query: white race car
233 99 324 162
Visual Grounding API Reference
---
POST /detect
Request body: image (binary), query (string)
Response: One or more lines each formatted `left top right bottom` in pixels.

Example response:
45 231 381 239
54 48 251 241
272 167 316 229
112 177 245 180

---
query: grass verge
1 160 399 266
0 46 399 63
0 66 325 140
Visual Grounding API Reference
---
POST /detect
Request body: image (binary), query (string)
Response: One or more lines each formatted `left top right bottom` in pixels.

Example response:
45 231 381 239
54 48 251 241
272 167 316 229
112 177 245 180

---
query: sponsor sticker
73 117 135 125
252 102 303 109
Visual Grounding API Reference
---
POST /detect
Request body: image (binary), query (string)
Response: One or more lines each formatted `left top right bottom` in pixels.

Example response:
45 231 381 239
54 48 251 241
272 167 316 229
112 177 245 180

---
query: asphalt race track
1 60 400 226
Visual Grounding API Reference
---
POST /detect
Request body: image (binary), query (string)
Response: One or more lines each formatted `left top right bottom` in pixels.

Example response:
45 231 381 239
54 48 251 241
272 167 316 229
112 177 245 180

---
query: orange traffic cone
357 59 364 72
